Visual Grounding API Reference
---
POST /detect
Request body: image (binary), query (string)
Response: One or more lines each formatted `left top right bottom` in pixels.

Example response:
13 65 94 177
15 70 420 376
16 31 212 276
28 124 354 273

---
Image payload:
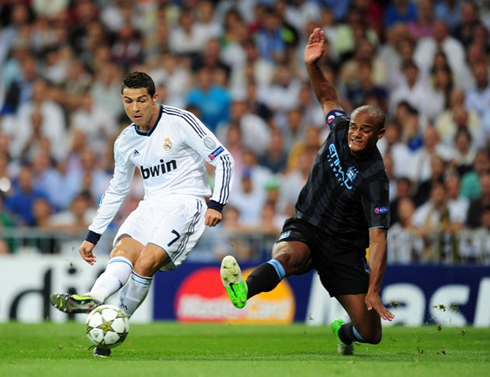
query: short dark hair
352 104 386 131
121 72 156 97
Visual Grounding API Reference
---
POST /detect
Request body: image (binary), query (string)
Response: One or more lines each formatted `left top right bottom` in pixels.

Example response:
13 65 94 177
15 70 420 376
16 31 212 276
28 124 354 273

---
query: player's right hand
304 27 325 65
79 240 97 265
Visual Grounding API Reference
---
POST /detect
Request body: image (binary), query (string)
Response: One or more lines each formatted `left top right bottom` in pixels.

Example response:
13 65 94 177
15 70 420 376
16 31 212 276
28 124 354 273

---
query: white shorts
114 195 206 271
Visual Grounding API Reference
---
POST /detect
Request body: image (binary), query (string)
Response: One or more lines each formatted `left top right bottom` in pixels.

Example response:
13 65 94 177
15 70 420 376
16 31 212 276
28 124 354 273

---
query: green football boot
50 293 100 314
220 255 248 309
330 318 354 355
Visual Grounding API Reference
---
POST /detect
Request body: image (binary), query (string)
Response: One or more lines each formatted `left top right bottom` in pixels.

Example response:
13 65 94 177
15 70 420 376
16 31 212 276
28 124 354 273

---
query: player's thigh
110 235 144 265
337 294 382 343
271 241 312 275
150 196 206 272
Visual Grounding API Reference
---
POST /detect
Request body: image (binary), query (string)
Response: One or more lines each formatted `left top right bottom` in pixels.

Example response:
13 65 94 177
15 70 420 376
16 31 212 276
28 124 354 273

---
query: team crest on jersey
164 137 172 151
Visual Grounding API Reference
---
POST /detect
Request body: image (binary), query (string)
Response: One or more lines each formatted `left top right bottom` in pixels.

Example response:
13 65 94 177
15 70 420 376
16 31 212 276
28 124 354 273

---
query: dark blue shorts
276 218 370 297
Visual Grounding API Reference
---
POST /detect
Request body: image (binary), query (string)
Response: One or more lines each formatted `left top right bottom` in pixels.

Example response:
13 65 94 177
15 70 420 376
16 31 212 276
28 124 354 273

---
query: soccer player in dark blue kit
221 27 394 355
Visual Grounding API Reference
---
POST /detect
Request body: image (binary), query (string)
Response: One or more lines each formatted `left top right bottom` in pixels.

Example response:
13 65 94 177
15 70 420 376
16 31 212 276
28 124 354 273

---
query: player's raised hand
304 27 326 65
205 208 222 227
365 290 395 321
79 240 97 265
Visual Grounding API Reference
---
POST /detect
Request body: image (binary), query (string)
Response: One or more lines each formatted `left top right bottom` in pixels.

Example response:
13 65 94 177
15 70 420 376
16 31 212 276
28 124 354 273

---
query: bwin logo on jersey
141 159 177 179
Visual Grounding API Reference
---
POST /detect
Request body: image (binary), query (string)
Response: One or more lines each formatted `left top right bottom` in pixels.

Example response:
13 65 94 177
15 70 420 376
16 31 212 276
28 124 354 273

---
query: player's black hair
352 104 386 131
121 72 156 97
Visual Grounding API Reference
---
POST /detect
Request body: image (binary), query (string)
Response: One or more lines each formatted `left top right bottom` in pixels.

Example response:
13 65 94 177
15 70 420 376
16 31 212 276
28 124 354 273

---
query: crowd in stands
1 0 490 264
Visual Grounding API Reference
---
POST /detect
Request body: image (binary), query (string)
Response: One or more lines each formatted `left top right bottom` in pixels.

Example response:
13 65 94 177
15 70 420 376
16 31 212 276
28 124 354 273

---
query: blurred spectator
89 61 124 118
10 78 67 161
279 147 316 217
191 38 231 80
460 149 490 201
388 196 423 263
466 171 490 229
1 51 38 116
258 128 288 174
31 148 64 211
297 83 326 129
30 196 58 254
413 20 467 83
388 60 432 120
384 0 418 29
228 168 267 228
407 0 436 39
217 8 248 69
111 21 144 72
0 3 33 65
62 146 111 207
244 80 274 125
378 121 413 180
389 176 414 225
435 90 481 148
258 63 302 125
445 173 469 225
434 0 462 32
0 194 17 253
69 90 119 156
186 66 231 131
471 207 490 264
412 181 461 263
150 52 191 108
340 38 387 89
411 125 454 184
378 23 414 91
465 62 490 119
222 122 245 175
332 6 379 63
49 192 96 233
217 97 270 156
255 6 288 64
4 164 49 226
229 38 275 95
287 126 321 172
452 126 477 177
453 2 480 46
413 155 446 207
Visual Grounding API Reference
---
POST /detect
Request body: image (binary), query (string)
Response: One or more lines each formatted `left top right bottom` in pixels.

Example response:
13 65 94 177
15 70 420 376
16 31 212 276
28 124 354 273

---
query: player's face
348 111 384 158
121 87 158 130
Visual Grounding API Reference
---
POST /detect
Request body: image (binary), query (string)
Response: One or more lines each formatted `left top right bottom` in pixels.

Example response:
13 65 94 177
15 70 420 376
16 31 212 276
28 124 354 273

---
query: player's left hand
204 208 222 227
365 291 395 321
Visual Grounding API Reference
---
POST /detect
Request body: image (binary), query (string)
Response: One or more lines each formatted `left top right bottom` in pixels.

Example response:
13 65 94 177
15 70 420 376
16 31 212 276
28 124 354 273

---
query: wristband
85 230 101 245
208 200 224 213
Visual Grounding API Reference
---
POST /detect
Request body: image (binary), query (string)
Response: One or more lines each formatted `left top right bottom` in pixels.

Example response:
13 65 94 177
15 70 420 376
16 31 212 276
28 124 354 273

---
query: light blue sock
267 259 286 280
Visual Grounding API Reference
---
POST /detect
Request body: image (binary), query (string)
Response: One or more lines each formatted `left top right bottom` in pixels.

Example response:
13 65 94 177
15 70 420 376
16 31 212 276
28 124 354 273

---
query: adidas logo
133 150 140 156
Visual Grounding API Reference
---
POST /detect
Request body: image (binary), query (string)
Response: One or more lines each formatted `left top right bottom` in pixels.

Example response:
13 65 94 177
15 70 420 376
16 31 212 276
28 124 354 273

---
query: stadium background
0 1 489 327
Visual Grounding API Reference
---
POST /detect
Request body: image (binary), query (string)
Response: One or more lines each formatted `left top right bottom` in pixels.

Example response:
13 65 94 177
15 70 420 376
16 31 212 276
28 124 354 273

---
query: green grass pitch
1 322 489 377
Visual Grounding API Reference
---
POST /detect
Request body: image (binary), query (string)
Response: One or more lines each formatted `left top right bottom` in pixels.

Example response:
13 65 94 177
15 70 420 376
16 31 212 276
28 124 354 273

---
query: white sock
118 271 152 318
88 257 133 303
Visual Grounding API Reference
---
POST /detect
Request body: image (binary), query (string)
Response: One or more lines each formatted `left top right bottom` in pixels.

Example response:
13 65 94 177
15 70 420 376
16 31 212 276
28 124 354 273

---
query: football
85 304 129 349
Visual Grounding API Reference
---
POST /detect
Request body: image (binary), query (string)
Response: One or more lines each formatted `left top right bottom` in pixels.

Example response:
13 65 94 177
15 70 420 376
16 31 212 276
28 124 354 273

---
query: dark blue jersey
295 110 390 249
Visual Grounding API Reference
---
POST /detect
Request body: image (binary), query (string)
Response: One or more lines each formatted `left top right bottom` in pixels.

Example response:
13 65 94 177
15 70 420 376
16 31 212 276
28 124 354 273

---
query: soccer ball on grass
85 304 129 349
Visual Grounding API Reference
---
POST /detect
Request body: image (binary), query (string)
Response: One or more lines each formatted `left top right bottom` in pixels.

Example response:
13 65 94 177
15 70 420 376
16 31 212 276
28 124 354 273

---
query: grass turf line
0 322 489 377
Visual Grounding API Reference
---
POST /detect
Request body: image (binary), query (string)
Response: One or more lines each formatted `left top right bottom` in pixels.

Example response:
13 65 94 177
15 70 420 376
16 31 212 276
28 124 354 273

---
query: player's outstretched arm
304 27 340 117
365 228 394 321
79 240 97 265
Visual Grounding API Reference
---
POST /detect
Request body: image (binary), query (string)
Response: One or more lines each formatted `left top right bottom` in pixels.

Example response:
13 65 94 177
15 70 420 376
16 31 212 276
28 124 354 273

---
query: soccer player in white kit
50 72 234 357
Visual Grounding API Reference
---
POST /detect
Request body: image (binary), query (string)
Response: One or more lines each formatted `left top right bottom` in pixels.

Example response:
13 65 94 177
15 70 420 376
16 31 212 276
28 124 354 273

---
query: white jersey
89 105 234 235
